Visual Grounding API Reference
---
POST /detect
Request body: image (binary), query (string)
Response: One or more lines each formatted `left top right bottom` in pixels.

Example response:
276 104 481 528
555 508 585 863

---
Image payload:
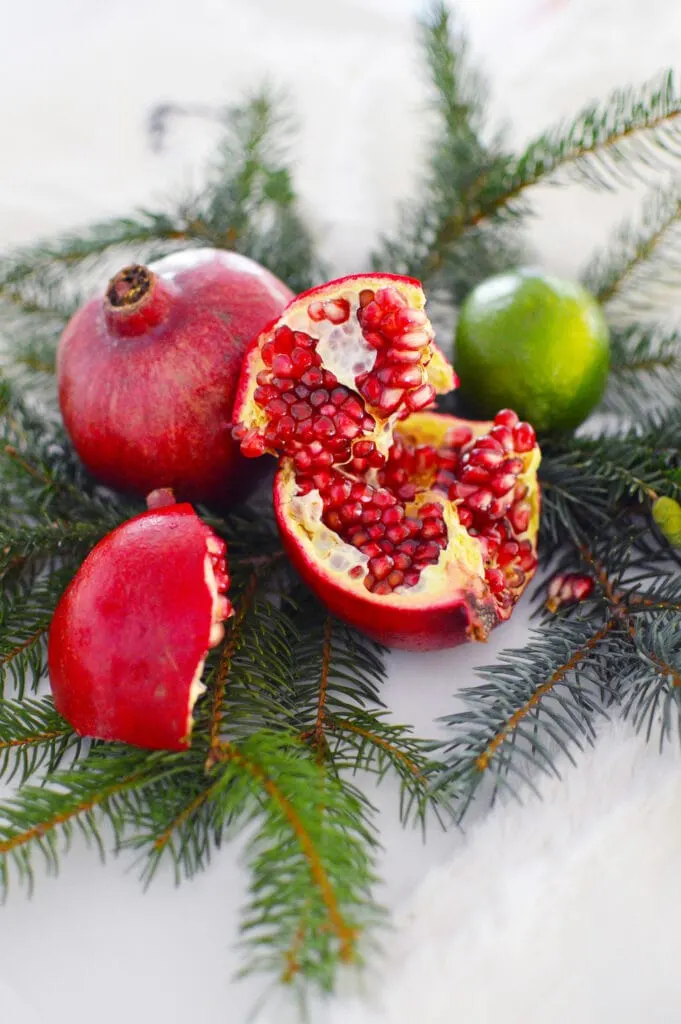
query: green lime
454 269 610 434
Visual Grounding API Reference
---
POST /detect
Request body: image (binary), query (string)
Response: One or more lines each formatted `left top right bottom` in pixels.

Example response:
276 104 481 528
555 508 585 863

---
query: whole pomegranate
57 249 293 507
48 499 232 750
233 274 541 651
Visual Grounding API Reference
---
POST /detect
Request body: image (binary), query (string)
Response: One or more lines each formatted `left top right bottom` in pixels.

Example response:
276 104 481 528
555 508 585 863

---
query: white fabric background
1 1 681 1022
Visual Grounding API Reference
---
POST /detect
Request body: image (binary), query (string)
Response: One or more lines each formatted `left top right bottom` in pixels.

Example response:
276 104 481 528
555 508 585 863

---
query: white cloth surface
1 1 681 1021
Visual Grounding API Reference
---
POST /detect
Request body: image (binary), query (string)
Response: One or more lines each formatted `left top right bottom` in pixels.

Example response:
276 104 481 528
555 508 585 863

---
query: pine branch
209 732 381 993
0 573 73 699
0 698 82 784
0 746 167 895
371 2 524 299
435 617 620 819
581 180 681 313
289 601 447 827
601 324 681 418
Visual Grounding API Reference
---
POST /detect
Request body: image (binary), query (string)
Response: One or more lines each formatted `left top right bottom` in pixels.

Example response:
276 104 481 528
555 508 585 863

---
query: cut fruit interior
233 272 541 650
275 410 540 625
233 274 456 470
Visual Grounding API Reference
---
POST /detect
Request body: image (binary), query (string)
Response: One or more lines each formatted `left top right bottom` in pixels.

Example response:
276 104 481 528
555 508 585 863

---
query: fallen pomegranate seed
546 573 594 611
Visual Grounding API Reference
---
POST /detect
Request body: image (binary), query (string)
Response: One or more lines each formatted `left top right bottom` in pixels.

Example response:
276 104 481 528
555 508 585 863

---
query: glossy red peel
57 248 293 508
48 503 232 750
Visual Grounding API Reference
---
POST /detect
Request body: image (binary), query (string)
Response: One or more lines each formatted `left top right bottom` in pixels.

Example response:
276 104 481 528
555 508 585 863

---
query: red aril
57 249 293 508
48 501 232 750
232 273 541 651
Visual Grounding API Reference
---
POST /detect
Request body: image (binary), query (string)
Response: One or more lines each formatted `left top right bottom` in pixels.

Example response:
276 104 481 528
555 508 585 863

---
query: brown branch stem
211 740 356 963
475 618 618 772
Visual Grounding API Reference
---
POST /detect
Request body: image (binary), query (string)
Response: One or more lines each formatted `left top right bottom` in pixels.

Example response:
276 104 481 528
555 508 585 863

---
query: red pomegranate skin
48 504 221 750
57 249 293 507
273 470 497 652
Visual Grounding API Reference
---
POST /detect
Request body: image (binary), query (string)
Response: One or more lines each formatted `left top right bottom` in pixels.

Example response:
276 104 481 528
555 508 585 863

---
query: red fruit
48 502 232 750
57 249 293 507
231 272 541 651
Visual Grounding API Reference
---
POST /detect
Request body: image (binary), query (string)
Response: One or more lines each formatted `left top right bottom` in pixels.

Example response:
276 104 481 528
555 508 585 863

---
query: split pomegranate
57 248 293 507
232 274 541 651
48 501 232 750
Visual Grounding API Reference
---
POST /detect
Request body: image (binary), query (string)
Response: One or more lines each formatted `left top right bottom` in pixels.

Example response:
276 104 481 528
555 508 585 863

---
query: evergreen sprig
3 0 681 1012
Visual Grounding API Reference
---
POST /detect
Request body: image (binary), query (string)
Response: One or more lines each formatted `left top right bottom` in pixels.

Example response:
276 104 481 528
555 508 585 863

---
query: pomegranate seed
302 369 324 388
490 472 518 496
447 425 474 448
313 417 335 439
349 565 364 579
397 483 417 501
308 301 325 321
467 489 494 512
547 573 594 610
469 448 505 470
360 377 382 405
461 464 491 486
353 440 375 458
489 425 514 451
359 289 374 307
278 416 295 439
325 299 350 324
393 329 429 351
382 506 404 526
340 502 363 524
376 388 404 414
509 501 531 534
419 503 442 519
393 551 412 570
494 409 519 429
274 327 295 353
291 401 312 421
368 555 395 581
486 568 506 595
390 348 423 365
373 490 396 509
405 384 436 411
360 543 383 558
240 431 266 458
496 541 520 567
373 581 393 596
387 570 405 588
271 353 294 376
387 524 411 545
513 422 537 452
458 507 474 528
421 520 444 540
291 347 314 373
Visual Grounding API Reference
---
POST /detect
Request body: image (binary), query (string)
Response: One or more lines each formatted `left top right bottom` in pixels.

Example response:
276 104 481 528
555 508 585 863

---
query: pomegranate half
57 248 293 508
232 274 541 651
48 502 232 750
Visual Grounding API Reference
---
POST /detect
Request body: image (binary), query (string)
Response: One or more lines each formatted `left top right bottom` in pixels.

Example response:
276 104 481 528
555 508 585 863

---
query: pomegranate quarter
48 503 232 750
233 274 541 651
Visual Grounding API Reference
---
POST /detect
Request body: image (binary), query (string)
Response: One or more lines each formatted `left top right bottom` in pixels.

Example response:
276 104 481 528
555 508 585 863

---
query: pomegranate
57 249 293 507
48 501 232 750
232 274 541 651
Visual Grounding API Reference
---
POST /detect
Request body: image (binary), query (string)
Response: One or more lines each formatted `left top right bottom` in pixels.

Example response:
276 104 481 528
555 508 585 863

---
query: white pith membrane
279 460 489 605
183 538 232 738
237 275 455 460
